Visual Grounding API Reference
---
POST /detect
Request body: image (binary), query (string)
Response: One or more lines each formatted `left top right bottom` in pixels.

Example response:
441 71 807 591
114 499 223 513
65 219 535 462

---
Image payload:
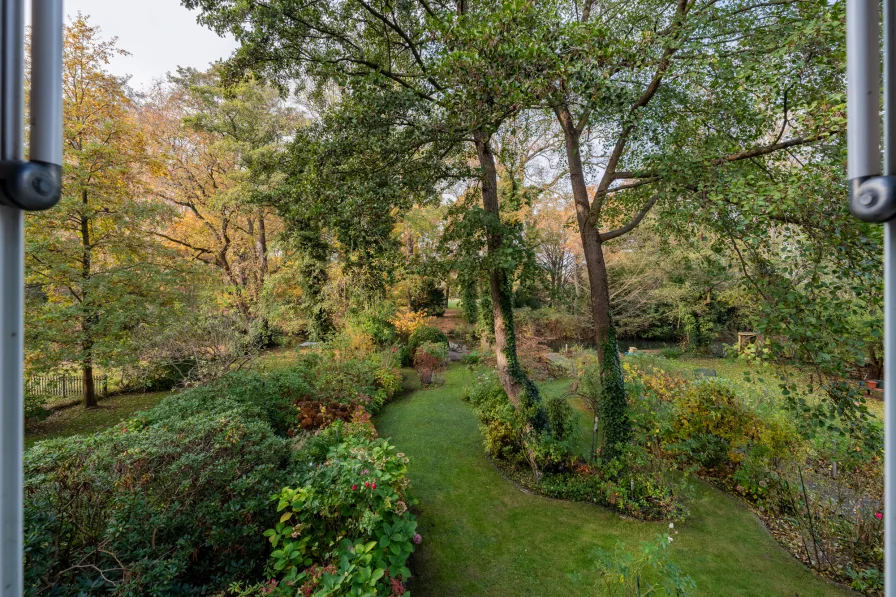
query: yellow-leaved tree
25 15 183 407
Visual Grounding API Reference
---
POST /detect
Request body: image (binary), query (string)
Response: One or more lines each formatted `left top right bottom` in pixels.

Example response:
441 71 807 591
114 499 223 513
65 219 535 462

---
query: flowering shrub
262 422 417 596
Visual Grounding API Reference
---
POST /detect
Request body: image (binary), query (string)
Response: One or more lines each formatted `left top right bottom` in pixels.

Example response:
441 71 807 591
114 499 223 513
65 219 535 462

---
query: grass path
25 391 168 448
376 365 856 597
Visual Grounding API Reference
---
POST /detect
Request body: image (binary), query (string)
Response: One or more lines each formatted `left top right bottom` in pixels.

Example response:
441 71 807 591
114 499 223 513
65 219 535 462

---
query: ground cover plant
24 347 413 597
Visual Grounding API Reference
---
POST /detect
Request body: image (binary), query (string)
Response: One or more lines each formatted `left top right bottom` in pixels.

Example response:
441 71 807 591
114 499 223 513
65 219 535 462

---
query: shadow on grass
26 391 169 448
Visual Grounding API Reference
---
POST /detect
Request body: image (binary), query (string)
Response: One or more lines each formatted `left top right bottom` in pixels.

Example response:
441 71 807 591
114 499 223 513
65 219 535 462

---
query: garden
22 1 886 596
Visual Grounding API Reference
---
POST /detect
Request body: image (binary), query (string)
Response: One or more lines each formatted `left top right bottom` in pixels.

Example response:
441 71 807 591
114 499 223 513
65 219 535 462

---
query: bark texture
473 130 546 430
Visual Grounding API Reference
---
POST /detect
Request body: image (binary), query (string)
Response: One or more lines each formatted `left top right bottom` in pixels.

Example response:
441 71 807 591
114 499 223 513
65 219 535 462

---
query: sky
27 0 240 91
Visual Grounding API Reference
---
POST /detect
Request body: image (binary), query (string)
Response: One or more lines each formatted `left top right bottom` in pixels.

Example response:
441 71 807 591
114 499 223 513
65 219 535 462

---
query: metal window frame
0 0 63 593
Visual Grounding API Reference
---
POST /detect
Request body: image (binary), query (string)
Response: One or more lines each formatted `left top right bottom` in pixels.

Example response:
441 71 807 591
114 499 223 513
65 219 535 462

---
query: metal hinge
850 176 896 223
0 160 61 211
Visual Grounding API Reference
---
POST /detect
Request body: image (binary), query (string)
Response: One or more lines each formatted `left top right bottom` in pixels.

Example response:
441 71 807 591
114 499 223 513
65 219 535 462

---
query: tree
142 67 295 342
509 0 845 360
182 0 551 433
268 85 455 339
440 0 847 454
25 16 181 407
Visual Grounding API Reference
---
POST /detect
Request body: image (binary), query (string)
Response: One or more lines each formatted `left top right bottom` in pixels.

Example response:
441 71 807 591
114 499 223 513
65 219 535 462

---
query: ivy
600 322 630 460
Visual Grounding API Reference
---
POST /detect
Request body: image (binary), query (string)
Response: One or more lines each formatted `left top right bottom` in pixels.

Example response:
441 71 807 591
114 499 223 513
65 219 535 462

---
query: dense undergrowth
24 343 414 597
463 370 688 520
625 356 884 595
462 352 884 595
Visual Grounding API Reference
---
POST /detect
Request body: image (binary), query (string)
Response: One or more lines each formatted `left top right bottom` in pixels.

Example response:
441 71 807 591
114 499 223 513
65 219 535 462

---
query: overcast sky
28 0 240 90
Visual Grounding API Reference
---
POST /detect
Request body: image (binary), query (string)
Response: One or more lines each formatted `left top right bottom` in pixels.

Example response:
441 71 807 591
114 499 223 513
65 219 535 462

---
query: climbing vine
460 275 479 324
600 322 629 460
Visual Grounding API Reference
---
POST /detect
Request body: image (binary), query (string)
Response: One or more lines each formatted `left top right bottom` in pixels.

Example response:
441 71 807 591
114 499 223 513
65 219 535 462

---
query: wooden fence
26 374 108 399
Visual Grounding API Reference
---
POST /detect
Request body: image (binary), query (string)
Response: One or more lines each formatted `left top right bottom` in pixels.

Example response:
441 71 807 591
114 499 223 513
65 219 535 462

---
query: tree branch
599 194 660 242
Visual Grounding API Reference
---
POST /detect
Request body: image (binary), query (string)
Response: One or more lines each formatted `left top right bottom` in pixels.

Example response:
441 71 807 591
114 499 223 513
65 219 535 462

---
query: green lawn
376 365 856 597
639 354 886 420
25 347 305 449
25 391 168 448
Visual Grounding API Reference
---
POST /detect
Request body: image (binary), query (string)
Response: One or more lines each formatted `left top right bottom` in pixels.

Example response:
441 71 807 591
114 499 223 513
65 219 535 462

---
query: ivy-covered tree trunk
473 130 546 430
296 228 333 341
460 275 479 324
559 109 629 456
599 323 629 459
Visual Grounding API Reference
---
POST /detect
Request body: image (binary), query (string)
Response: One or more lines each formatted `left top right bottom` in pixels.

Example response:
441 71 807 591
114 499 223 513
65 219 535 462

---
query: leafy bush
389 309 432 341
462 368 688 520
668 380 798 475
140 368 314 435
534 443 689 520
624 357 883 592
24 348 409 597
413 341 449 385
262 422 417 596
305 349 402 414
345 305 397 346
408 278 446 317
571 532 695 596
25 412 291 596
24 392 51 425
461 350 483 365
463 374 523 461
402 325 449 366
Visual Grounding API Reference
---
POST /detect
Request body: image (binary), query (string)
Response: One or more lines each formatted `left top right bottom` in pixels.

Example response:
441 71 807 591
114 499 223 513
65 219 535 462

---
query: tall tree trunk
82 356 96 408
559 109 629 458
256 209 269 281
473 130 546 428
80 190 97 408
254 211 271 345
406 233 415 309
559 110 614 361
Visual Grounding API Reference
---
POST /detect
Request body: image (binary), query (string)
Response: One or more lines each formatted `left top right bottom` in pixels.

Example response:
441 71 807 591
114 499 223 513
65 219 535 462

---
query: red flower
372 482 377 490
876 512 883 520
352 485 358 491
365 481 370 488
